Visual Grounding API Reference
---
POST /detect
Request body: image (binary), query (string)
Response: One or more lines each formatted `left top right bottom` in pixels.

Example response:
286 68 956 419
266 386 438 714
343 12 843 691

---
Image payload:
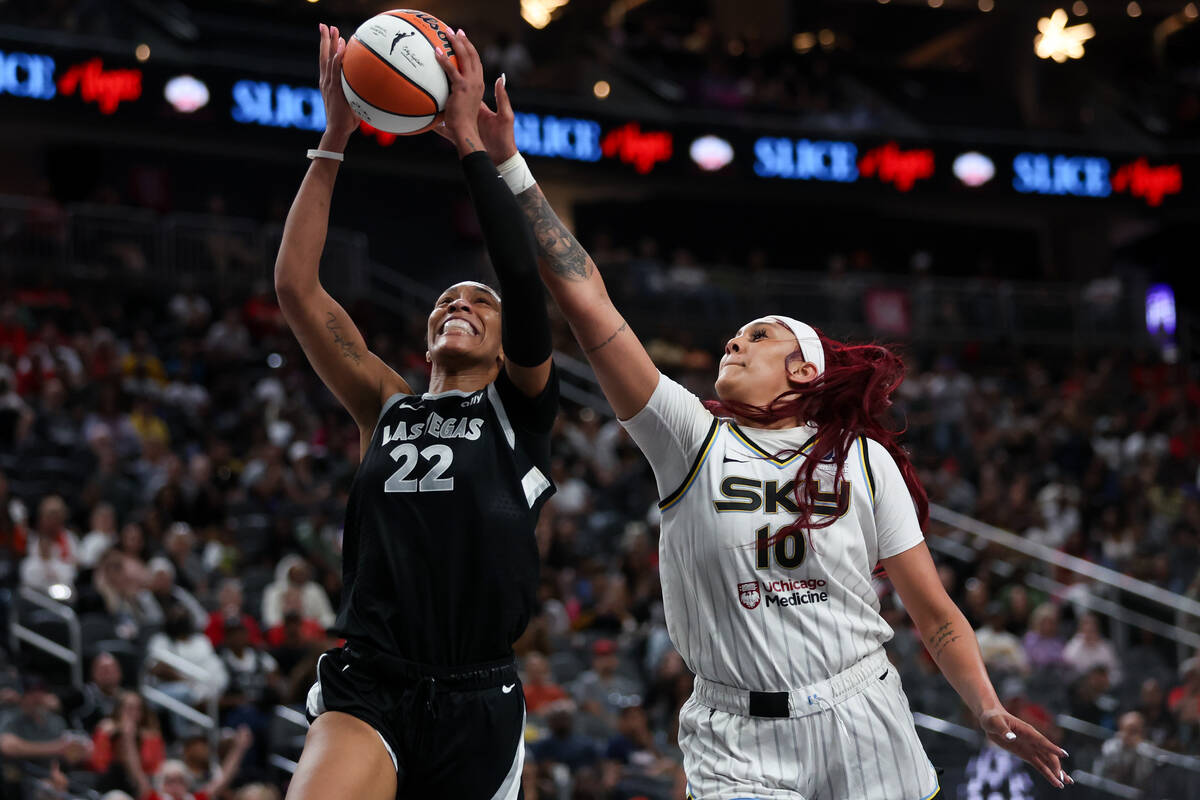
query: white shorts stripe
304 653 400 774
489 705 526 800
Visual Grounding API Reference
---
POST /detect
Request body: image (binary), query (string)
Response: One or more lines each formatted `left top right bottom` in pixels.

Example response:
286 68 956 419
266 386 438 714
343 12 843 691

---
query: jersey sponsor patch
737 581 760 609
738 576 830 610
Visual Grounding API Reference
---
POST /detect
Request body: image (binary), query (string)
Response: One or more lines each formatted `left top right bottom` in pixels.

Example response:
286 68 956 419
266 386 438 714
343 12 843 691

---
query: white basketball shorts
680 650 940 800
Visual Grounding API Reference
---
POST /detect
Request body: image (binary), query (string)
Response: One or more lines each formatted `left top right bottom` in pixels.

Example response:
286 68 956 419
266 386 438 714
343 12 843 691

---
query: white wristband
496 152 535 194
307 149 344 162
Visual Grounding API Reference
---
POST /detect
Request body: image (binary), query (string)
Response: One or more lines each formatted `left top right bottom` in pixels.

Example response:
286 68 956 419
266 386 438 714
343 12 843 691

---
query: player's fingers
456 29 482 80
333 38 346 75
1024 752 1062 788
458 28 482 68
433 44 459 82
319 23 329 78
495 74 513 117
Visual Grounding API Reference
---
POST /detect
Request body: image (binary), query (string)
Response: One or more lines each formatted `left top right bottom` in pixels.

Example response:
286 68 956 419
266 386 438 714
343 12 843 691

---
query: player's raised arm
433 30 552 399
471 77 658 420
882 542 1073 789
275 23 409 435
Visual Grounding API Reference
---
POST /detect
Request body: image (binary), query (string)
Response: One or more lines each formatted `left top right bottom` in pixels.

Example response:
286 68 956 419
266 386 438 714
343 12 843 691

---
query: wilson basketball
340 9 458 135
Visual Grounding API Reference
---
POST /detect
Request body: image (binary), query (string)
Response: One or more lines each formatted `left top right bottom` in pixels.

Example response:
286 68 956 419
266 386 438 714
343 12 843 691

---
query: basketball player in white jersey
462 81 1074 799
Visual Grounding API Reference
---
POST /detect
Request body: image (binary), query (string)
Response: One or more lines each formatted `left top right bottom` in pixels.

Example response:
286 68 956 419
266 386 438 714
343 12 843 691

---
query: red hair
704 330 928 550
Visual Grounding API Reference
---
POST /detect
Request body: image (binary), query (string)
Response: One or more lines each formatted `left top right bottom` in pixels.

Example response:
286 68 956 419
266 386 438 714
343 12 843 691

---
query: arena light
689 135 733 171
1035 9 1095 62
164 75 209 112
953 151 995 187
592 80 610 99
979 0 994 12
134 44 150 63
1072 1 1088 15
1145 285 1176 337
521 0 569 29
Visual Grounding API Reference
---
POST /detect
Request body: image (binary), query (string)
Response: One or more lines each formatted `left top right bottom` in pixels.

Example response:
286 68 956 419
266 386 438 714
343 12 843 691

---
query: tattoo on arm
928 621 962 659
584 322 627 354
325 312 362 364
515 187 593 281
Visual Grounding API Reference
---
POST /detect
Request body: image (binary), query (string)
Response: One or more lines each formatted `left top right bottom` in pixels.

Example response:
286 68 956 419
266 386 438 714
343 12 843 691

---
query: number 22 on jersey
384 443 455 493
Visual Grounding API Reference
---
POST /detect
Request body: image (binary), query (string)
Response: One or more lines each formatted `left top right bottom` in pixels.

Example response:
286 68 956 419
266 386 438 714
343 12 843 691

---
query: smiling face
426 282 503 371
715 319 818 413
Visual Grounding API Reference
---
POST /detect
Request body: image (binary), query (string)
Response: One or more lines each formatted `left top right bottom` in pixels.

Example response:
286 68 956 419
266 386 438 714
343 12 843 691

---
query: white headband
445 281 501 303
746 315 825 376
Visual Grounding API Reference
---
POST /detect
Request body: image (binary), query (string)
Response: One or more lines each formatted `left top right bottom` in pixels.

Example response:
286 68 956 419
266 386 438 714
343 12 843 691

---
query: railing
9 587 83 690
930 504 1200 661
925 534 1200 658
141 648 221 762
269 705 309 776
1057 714 1200 775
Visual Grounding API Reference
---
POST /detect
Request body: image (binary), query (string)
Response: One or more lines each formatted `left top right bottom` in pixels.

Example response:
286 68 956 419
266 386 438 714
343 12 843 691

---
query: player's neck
428 363 501 395
732 413 807 431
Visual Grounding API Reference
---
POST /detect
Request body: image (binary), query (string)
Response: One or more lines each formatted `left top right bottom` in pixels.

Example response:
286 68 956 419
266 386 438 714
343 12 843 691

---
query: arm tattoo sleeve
928 621 962 659
515 186 593 282
325 312 362 364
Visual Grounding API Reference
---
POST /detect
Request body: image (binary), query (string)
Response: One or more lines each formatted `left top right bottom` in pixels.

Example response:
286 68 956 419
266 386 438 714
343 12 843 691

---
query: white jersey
622 372 925 691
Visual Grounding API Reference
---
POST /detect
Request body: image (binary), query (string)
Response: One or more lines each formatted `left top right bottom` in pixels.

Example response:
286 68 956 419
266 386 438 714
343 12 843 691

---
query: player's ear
786 359 818 387
425 350 432 363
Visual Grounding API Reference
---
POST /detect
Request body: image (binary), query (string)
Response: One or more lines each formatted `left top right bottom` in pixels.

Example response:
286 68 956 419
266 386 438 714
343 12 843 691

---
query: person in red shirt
118 708 252 800
1167 657 1200 730
90 690 165 778
522 651 568 714
204 578 264 649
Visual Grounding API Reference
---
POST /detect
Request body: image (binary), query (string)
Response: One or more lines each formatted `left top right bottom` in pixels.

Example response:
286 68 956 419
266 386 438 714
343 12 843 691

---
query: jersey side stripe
658 418 720 511
486 384 517 450
728 423 818 467
858 436 877 506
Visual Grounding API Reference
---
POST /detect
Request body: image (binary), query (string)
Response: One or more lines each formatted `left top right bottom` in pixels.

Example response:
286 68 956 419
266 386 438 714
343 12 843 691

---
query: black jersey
332 368 557 666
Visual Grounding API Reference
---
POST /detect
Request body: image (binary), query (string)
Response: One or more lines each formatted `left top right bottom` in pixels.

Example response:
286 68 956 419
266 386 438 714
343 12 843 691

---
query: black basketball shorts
305 644 525 799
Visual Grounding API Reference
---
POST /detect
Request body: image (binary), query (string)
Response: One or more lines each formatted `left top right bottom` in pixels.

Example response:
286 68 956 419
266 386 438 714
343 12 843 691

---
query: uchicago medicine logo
738 581 761 610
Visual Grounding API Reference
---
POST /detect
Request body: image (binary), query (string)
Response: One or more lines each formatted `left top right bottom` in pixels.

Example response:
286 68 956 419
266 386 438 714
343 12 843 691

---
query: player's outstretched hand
476 74 518 163
318 23 359 141
433 28 485 152
980 708 1073 789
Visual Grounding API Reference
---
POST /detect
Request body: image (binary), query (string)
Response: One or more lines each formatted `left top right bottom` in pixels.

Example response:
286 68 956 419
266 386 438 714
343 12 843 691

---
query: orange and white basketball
340 9 458 135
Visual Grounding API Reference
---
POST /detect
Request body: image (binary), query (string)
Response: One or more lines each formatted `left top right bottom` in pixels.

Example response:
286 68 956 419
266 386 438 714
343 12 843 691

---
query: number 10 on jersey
755 524 807 569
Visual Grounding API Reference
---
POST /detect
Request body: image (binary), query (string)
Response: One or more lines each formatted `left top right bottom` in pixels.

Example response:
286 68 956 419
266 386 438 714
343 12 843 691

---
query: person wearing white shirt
19 533 76 595
1063 613 1122 685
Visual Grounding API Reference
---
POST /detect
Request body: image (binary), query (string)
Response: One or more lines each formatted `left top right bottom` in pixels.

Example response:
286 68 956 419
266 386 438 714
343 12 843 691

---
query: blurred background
0 0 1196 799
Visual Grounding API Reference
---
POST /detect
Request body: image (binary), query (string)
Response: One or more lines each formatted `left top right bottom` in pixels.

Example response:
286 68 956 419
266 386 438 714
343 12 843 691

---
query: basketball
340 9 458 135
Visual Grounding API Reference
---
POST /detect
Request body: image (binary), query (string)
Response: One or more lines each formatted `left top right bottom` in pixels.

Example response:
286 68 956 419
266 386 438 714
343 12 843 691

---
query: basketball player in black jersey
277 25 555 800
